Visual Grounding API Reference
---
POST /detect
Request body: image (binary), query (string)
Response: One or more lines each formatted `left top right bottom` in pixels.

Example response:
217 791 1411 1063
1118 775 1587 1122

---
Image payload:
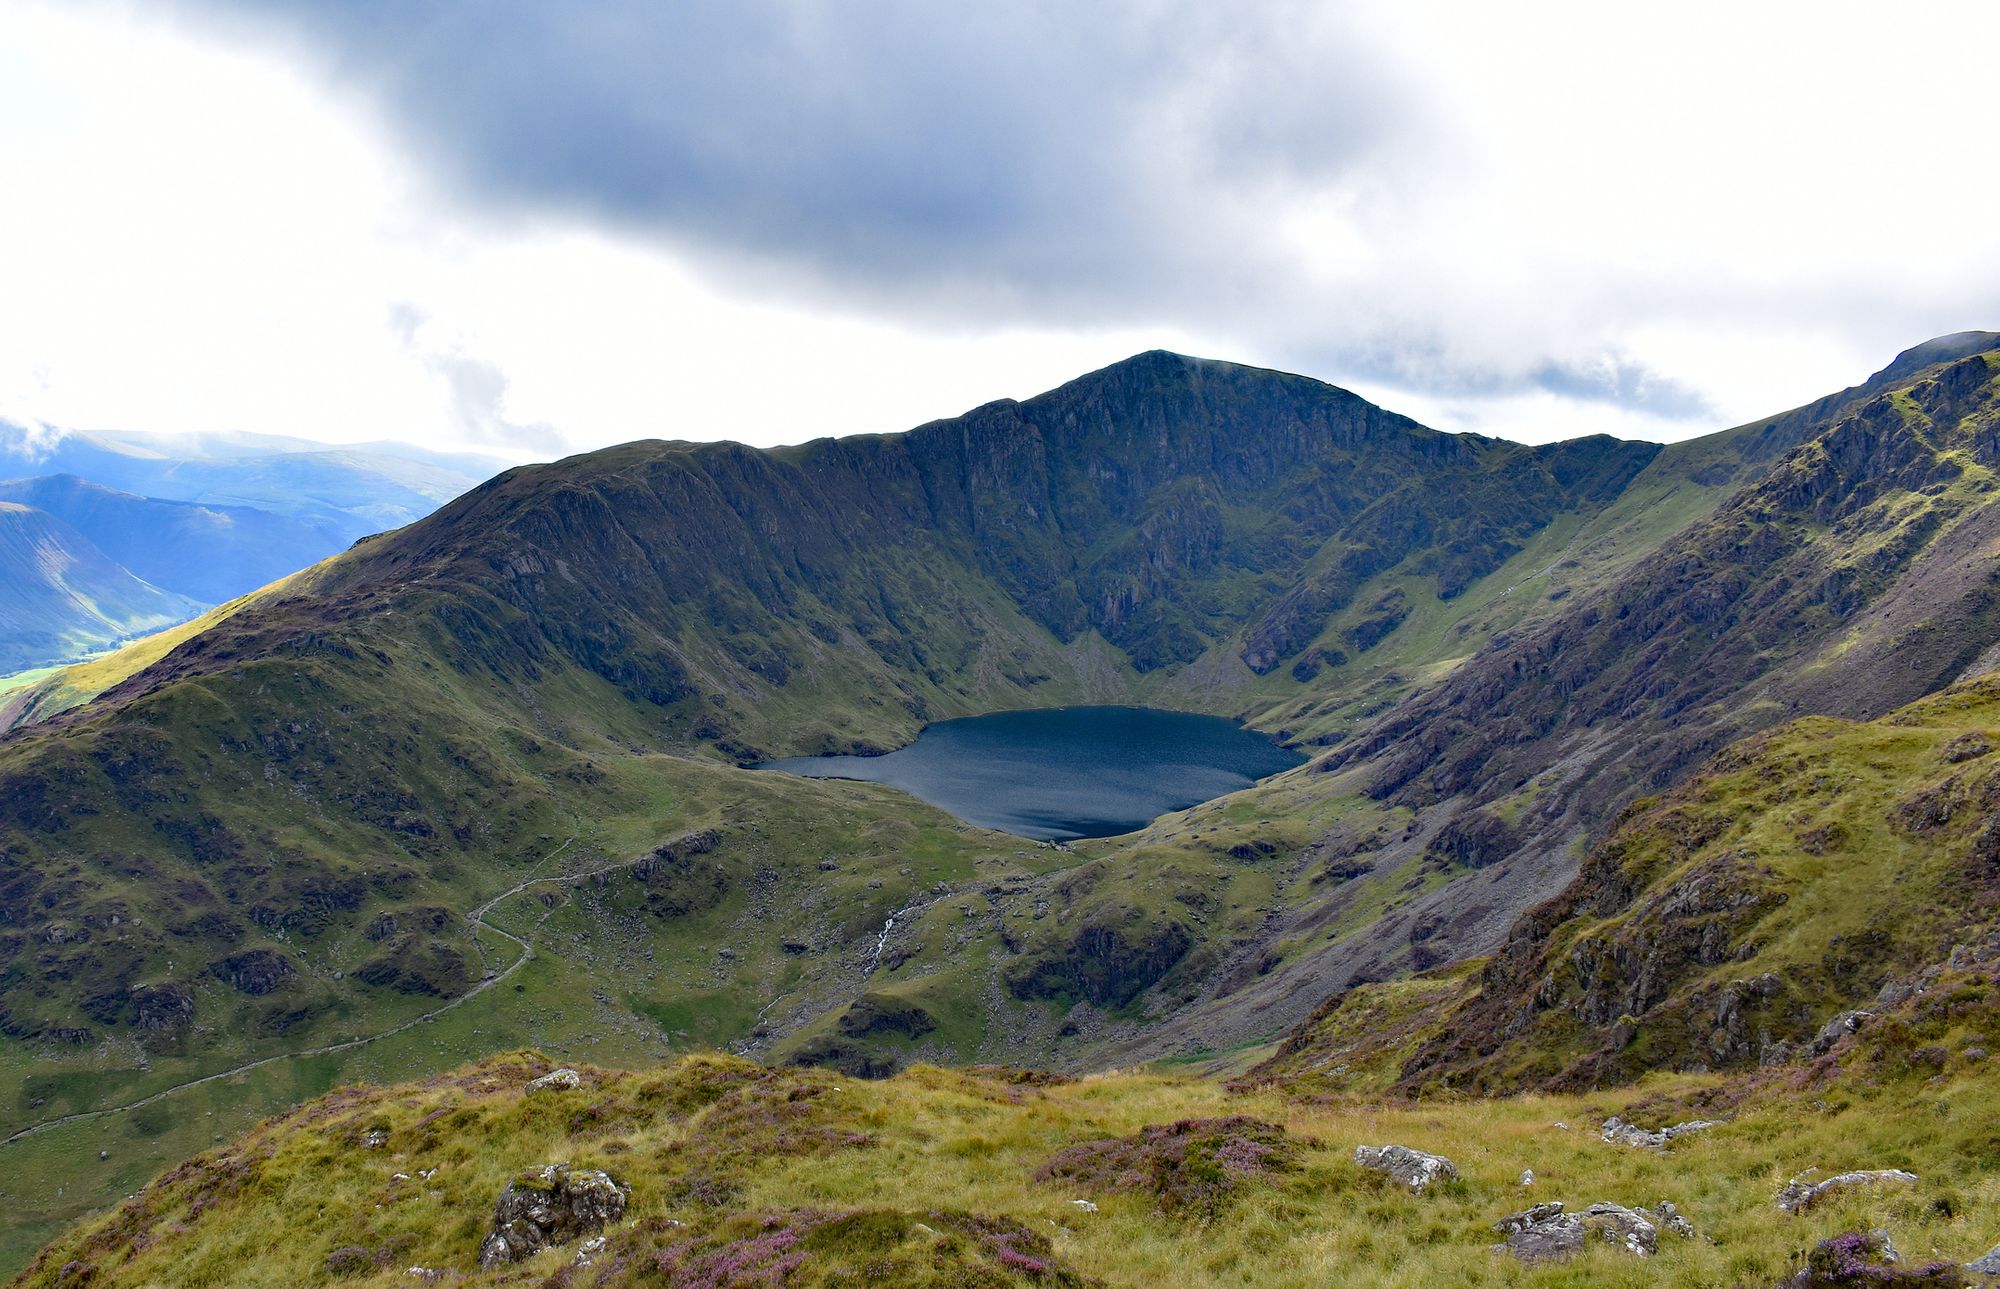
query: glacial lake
755 706 1305 841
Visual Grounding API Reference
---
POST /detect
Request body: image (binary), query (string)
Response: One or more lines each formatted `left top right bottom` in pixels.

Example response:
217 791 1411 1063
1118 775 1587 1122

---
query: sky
0 1 1995 462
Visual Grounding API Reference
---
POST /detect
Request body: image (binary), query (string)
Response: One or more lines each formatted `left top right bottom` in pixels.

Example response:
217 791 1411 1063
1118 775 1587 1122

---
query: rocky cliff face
1249 666 2000 1096
106 352 1656 753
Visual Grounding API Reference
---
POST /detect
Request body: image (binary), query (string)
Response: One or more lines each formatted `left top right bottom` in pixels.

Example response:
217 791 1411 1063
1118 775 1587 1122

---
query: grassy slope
0 570 318 731
20 1020 2000 1288
0 504 205 672
1249 669 2000 1102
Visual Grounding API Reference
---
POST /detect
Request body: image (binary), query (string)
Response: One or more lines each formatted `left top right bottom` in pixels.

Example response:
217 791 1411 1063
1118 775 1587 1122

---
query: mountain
0 427 508 676
7 340 2000 1277
0 504 204 673
0 423 509 538
0 475 347 604
1245 664 2000 1097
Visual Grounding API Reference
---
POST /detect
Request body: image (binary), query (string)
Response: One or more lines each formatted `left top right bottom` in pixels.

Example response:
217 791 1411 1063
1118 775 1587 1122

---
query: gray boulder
1580 1203 1660 1258
1965 1241 2000 1283
1494 1201 1568 1235
1807 1011 1873 1057
1648 1200 1697 1239
1776 1169 1919 1214
1601 1115 1719 1150
1353 1143 1459 1191
478 1164 629 1268
1492 1201 1658 1263
1495 1203 1585 1263
525 1067 582 1094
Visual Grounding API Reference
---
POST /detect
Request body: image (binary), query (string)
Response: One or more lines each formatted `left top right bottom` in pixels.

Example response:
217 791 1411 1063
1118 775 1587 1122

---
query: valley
4 337 2000 1283
0 425 506 678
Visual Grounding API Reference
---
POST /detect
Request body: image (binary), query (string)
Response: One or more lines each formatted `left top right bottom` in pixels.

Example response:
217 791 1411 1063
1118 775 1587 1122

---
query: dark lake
755 706 1304 841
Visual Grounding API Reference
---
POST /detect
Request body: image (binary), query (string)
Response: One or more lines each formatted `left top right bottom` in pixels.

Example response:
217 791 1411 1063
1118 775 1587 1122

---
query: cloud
0 417 71 464
171 1 1422 322
389 305 564 455
11 1 2000 455
1529 359 1714 422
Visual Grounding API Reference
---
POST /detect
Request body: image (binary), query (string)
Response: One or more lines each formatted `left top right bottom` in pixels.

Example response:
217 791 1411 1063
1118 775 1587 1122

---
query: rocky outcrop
1003 917 1194 1009
478 1164 629 1268
1352 1144 1458 1191
835 993 937 1040
1807 1010 1873 1056
1600 1115 1718 1150
1492 1200 1659 1262
1777 1170 1920 1214
206 949 296 996
129 982 196 1032
524 1068 581 1094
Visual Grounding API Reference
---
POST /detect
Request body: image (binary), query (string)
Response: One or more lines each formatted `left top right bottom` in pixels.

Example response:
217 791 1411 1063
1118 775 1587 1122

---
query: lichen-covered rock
1808 1010 1874 1056
1648 1200 1697 1239
1777 1169 1920 1214
1508 1218 1586 1262
525 1067 582 1094
1353 1143 1458 1191
1494 1201 1568 1236
1493 1200 1658 1263
1581 1203 1660 1258
1601 1114 1718 1149
1965 1240 2000 1283
478 1164 629 1268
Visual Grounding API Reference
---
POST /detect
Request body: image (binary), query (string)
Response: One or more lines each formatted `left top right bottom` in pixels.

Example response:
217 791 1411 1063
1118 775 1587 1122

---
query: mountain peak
1867 330 1999 387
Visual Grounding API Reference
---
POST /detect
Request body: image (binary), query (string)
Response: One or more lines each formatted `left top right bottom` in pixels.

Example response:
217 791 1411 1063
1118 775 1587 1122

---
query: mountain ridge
0 474 349 605
6 338 2000 1275
0 503 204 673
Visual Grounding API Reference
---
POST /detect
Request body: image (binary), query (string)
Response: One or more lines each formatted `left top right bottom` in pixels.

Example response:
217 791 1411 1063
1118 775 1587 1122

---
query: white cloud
0 1 1993 461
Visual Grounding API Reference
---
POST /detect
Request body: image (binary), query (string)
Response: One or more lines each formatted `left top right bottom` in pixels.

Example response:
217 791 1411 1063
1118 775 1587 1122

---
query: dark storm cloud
180 1 1409 314
164 0 1725 425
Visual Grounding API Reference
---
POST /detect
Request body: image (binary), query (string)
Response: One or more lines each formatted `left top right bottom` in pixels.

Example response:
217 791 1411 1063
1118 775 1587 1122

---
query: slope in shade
0 502 203 671
758 705 1305 839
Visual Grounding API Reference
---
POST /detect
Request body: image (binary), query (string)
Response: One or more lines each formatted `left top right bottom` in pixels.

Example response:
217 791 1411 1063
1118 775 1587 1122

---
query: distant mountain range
0 423 507 672
0 501 204 673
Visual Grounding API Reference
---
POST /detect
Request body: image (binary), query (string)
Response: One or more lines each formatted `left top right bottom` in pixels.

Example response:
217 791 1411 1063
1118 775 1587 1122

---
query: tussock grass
20 1037 2000 1287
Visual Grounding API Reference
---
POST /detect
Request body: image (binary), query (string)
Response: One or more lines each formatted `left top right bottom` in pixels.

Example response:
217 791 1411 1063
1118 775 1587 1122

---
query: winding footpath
0 836 635 1148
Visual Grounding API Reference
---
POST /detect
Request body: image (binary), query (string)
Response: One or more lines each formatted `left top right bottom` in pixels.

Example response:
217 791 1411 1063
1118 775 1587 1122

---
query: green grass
19 1033 2000 1287
0 666 61 698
